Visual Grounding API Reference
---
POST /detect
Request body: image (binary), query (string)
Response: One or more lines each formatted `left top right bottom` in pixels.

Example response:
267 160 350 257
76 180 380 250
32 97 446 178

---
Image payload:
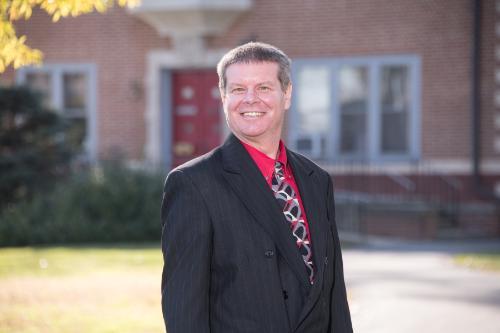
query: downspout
471 0 481 190
471 0 500 203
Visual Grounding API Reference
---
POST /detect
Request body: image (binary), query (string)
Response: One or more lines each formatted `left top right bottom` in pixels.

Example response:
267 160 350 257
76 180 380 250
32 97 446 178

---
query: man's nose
243 89 258 103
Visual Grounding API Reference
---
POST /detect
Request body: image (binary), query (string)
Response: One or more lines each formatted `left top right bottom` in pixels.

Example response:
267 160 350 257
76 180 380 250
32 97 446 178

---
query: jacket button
264 250 274 258
283 290 289 300
324 257 328 266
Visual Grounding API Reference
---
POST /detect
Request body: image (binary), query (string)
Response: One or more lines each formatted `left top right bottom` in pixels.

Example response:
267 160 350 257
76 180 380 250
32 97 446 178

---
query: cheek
225 96 240 112
262 93 285 107
223 100 240 123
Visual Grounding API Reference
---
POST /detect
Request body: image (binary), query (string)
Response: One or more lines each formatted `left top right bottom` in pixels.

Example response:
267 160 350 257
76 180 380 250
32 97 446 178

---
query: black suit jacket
161 134 352 333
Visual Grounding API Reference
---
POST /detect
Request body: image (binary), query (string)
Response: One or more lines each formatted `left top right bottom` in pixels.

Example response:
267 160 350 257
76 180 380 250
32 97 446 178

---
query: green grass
0 244 165 333
454 252 500 272
0 243 162 277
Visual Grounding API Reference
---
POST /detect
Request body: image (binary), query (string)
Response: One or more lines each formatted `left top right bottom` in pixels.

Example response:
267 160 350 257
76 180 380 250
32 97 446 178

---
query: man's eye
231 87 245 94
258 86 271 91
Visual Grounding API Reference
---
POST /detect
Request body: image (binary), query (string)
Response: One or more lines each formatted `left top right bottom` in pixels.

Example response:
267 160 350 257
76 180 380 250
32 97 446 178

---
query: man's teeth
242 112 264 117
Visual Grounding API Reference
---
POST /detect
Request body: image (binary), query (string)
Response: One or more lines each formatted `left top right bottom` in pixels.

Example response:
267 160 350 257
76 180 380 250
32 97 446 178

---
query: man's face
221 61 292 149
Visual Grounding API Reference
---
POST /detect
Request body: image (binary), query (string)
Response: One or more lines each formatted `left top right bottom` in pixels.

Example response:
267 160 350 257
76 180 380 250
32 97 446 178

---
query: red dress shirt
241 140 313 248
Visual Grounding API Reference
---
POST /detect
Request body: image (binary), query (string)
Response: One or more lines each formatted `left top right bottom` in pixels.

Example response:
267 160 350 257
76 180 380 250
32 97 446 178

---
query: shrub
0 86 75 209
0 163 165 246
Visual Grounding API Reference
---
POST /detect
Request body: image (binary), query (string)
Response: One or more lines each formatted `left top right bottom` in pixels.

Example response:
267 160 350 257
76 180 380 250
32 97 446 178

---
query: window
290 56 420 163
339 65 368 156
380 65 410 154
25 72 52 107
295 66 331 158
17 64 97 162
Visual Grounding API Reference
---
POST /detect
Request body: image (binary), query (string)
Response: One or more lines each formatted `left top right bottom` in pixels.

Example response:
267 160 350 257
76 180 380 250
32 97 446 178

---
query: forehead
225 61 280 85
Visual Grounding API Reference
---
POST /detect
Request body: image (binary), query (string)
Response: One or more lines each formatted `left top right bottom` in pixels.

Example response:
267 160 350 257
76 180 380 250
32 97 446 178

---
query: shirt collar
241 140 288 182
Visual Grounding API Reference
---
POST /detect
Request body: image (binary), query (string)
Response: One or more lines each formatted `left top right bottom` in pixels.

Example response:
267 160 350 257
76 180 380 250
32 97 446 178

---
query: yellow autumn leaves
0 0 140 72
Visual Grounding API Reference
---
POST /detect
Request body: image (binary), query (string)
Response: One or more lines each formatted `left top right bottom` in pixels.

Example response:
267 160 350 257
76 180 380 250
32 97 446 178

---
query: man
161 42 352 333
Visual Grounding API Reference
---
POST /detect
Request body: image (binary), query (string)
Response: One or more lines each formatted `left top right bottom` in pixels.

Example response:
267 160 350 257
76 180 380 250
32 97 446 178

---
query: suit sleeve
326 175 353 333
161 169 212 333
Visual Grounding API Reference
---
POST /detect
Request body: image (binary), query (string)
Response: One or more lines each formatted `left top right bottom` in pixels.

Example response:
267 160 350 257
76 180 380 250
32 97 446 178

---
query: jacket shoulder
287 149 330 180
168 146 222 180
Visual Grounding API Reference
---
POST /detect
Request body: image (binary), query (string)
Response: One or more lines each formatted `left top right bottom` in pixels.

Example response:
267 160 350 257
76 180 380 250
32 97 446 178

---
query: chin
241 130 267 139
234 126 264 136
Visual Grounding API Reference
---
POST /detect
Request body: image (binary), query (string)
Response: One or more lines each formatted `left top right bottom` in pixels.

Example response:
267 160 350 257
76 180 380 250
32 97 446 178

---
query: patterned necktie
271 161 314 284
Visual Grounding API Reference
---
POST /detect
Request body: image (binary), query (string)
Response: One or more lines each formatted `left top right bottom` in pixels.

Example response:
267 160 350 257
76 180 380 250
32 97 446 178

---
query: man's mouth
241 112 265 118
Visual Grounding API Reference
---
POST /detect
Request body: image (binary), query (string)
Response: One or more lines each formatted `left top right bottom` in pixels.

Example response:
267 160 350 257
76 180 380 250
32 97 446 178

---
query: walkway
343 240 500 333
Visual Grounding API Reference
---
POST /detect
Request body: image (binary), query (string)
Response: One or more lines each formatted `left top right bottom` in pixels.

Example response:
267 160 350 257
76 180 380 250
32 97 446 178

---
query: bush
0 163 165 246
0 86 75 209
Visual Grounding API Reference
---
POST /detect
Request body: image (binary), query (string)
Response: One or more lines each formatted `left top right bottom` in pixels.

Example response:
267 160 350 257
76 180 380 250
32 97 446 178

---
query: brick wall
3 1 498 165
481 0 497 159
210 0 492 161
12 7 169 160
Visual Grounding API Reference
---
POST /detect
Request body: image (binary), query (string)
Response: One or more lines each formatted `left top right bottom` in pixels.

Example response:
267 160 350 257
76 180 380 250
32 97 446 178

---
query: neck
237 135 280 159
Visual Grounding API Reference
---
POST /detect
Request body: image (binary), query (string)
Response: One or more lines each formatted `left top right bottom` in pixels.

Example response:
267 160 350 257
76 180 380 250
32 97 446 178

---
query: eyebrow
228 81 276 87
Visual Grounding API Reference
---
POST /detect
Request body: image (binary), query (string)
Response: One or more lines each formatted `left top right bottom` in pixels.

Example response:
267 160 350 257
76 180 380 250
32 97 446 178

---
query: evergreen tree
0 86 73 208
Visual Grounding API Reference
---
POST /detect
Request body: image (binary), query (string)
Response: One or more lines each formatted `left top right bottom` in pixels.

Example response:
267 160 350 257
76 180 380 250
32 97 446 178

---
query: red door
172 70 222 167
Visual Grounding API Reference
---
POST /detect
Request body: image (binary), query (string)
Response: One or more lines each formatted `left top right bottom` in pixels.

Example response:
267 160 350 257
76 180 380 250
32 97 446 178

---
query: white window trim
16 63 98 163
290 55 421 164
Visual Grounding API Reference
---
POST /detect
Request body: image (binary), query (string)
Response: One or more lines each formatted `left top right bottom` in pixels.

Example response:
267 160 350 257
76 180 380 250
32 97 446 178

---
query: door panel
172 70 222 166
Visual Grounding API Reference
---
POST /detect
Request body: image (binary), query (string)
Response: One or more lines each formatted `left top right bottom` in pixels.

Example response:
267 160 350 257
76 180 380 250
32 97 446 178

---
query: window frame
290 55 421 164
16 63 98 163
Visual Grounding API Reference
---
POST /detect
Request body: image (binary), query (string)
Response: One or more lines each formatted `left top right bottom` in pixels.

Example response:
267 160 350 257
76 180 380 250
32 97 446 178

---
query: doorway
166 70 223 167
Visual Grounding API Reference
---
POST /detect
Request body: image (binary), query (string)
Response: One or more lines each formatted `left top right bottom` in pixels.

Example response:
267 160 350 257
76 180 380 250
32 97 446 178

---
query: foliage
0 85 74 209
455 252 500 272
0 163 165 246
0 0 140 72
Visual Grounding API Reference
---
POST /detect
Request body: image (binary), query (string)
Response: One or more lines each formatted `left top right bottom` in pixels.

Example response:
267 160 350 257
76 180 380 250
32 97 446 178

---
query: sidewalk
342 239 500 333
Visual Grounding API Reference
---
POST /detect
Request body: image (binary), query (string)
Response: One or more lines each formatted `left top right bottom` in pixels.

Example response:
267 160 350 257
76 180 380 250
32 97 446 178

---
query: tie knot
272 161 285 188
274 161 285 177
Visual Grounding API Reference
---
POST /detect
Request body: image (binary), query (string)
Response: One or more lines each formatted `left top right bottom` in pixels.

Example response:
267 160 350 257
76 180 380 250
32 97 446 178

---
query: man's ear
220 88 226 104
284 84 292 110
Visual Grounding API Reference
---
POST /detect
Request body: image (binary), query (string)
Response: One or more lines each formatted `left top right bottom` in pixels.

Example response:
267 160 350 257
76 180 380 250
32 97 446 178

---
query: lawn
454 252 500 272
0 244 165 333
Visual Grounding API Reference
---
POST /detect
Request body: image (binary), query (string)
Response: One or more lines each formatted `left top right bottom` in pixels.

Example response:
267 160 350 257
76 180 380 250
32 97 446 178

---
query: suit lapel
287 151 330 329
220 135 310 286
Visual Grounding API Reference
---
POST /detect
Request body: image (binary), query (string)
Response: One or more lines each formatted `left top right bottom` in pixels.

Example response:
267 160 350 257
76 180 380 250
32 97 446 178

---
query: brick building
3 0 500 238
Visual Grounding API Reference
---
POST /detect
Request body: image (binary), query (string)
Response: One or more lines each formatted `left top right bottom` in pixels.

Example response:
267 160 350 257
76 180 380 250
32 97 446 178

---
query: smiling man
161 42 353 333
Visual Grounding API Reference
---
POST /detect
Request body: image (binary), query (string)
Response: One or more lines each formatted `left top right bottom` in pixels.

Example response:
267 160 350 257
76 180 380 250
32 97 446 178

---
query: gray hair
217 42 291 93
